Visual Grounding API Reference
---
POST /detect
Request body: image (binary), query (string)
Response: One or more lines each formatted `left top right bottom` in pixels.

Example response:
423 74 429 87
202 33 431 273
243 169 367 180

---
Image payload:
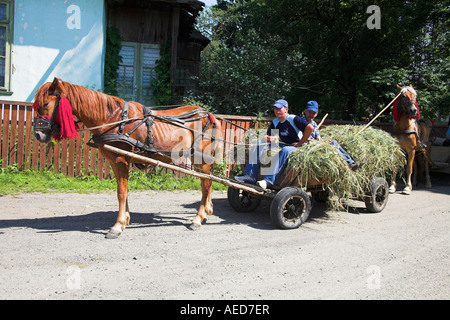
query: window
0 0 13 94
116 42 160 105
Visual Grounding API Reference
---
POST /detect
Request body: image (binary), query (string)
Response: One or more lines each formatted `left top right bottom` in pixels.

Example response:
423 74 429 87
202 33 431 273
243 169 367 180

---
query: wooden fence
0 101 265 179
1 100 447 179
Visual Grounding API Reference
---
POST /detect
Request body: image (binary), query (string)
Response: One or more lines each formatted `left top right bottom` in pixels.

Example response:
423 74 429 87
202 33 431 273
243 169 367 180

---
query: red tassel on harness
415 99 421 120
392 99 400 122
32 97 78 141
208 112 216 124
54 97 79 141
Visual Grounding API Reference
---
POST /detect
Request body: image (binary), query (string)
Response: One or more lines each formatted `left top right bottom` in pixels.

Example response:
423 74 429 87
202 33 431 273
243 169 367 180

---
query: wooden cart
102 145 389 230
226 166 390 230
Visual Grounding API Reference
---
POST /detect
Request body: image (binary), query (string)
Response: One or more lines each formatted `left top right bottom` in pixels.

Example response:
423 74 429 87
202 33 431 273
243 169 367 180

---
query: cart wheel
270 187 311 229
365 177 389 213
227 187 262 212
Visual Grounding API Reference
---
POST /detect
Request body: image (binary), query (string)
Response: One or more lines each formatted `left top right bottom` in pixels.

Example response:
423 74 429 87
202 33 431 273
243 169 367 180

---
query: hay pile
286 125 406 209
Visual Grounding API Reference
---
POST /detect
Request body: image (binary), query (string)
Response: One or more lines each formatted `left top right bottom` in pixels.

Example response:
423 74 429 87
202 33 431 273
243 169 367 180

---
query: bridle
34 95 61 135
392 86 421 138
397 87 417 117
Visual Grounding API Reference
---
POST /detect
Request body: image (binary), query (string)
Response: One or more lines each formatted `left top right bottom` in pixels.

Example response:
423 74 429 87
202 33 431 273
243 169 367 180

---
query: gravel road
0 173 449 300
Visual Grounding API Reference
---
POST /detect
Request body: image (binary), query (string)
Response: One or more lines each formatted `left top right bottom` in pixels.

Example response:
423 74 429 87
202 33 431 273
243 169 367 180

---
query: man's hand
266 135 279 143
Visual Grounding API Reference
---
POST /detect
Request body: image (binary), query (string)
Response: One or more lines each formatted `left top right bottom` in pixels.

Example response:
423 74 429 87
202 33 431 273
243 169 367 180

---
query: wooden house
107 0 209 104
1 0 208 104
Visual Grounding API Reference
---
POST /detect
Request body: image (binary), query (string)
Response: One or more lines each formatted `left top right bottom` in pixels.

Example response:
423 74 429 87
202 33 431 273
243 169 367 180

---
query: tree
408 1 450 119
196 1 295 115
197 0 448 120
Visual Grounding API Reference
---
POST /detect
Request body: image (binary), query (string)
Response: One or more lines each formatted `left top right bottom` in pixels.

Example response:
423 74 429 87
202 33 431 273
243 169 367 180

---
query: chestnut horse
389 84 432 195
33 78 223 238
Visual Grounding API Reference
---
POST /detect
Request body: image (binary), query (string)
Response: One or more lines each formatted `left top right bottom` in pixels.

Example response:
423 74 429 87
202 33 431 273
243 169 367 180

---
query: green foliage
151 42 172 105
197 0 449 121
104 26 123 96
0 167 226 195
197 3 294 116
199 32 293 116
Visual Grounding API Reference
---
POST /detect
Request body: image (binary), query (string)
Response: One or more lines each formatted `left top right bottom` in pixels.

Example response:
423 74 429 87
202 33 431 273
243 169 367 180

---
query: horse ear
397 84 403 90
49 77 63 95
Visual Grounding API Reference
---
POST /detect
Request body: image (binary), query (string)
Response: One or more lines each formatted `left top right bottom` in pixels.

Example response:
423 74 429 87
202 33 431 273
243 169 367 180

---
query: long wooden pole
102 144 273 198
317 113 328 129
357 92 402 135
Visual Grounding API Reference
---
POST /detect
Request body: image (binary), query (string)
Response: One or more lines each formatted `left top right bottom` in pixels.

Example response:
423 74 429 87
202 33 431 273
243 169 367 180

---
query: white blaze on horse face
401 86 417 97
400 86 418 116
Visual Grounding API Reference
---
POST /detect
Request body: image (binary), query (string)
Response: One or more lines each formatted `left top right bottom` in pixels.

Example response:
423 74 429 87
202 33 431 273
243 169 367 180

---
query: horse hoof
425 183 432 188
105 228 122 239
388 186 396 194
188 222 202 231
402 188 411 195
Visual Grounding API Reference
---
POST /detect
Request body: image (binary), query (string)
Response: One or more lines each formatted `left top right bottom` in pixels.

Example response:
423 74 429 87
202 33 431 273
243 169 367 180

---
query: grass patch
0 165 227 195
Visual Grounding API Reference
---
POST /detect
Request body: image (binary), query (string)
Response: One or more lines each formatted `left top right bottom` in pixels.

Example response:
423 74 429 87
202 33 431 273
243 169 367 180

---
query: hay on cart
284 125 406 210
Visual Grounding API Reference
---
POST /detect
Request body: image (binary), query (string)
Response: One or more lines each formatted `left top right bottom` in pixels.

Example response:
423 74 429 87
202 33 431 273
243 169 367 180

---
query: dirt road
0 174 449 300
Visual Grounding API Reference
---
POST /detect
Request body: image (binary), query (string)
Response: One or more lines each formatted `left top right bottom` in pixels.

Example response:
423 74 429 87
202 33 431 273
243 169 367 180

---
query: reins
76 104 248 148
76 115 144 132
356 91 402 135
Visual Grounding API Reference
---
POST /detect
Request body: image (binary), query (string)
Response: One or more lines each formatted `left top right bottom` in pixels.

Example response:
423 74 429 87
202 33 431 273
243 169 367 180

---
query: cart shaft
102 144 273 198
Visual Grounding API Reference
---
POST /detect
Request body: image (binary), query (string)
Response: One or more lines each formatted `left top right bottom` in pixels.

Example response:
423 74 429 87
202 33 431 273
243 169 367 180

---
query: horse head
33 78 78 143
396 84 418 118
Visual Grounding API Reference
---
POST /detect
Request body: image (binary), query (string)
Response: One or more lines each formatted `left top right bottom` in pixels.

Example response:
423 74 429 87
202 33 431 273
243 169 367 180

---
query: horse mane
35 79 125 122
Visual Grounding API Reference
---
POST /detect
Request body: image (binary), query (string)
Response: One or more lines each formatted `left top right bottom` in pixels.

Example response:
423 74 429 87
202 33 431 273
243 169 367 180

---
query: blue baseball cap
273 99 288 109
306 101 319 113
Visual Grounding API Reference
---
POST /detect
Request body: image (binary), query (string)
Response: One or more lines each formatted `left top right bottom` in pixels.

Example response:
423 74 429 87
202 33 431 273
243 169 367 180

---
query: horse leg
203 178 214 216
189 164 214 230
389 168 397 193
106 161 131 239
403 149 415 195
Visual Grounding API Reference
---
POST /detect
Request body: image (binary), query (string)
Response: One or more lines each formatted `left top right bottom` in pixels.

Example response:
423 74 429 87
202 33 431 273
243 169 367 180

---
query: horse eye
43 103 49 107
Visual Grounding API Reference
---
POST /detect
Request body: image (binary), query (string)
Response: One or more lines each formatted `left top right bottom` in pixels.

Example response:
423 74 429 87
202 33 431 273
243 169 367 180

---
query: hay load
285 125 406 209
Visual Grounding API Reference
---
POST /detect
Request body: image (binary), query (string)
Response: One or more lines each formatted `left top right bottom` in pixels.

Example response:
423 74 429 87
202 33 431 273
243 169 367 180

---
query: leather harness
88 103 218 163
391 119 429 150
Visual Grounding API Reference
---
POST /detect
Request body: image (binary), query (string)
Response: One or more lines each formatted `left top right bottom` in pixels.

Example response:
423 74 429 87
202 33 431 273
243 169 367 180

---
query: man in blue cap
299 101 360 167
235 99 314 188
235 100 361 189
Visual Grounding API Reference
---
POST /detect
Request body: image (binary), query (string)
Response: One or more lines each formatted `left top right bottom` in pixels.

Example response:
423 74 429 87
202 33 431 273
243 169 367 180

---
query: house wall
6 0 105 102
108 2 172 44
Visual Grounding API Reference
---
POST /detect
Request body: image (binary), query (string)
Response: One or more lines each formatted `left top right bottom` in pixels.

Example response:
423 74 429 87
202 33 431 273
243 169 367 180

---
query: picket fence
0 101 267 179
1 100 446 180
